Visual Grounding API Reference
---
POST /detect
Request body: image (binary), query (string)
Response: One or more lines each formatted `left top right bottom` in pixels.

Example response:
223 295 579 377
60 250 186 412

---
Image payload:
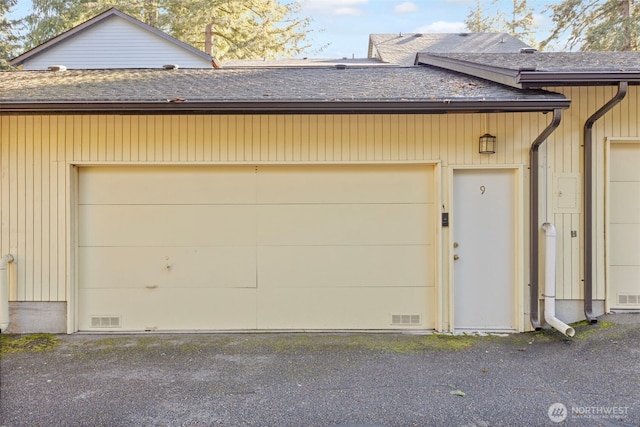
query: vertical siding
551 86 640 301
0 109 616 304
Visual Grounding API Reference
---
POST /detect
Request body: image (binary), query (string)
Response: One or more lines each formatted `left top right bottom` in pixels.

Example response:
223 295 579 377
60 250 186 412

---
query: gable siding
1 112 542 304
23 17 211 70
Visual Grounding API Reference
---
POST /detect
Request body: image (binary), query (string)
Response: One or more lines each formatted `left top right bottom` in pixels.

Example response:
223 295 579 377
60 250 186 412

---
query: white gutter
0 254 15 333
542 223 575 337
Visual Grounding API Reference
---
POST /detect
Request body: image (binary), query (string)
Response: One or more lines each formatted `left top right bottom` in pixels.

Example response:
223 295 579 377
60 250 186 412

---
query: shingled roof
220 58 387 68
416 52 640 88
368 33 530 66
0 66 569 114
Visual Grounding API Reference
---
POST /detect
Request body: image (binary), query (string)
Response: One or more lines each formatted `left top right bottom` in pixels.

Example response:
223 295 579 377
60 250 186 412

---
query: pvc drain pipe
0 254 15 333
542 224 575 337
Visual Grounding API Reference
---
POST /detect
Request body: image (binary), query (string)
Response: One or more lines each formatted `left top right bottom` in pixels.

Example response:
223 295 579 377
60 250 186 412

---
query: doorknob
453 254 460 260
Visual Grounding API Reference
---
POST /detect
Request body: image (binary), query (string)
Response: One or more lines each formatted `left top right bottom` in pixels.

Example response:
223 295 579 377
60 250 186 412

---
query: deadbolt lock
453 242 459 248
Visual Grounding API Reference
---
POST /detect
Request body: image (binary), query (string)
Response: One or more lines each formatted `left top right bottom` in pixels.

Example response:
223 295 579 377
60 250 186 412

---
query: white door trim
447 165 524 332
605 138 640 313
67 164 79 334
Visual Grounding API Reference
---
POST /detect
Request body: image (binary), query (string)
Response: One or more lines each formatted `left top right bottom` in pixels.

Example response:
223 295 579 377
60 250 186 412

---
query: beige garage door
609 142 640 309
78 165 436 331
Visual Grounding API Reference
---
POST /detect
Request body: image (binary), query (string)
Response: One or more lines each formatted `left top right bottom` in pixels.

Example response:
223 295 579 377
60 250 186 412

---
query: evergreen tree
465 0 497 32
541 0 639 51
464 0 536 47
0 0 18 69
506 0 535 44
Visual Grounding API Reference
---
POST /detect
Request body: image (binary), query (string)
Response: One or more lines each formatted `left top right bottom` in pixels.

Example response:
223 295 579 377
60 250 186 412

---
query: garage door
78 165 436 331
609 142 640 309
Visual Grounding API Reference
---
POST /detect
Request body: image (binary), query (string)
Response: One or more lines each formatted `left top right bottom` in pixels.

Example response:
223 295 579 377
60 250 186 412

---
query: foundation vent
618 294 640 306
91 316 121 328
391 314 421 326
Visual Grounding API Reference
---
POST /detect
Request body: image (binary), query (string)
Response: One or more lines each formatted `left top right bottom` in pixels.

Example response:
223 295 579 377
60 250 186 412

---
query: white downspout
542 223 575 337
0 254 15 333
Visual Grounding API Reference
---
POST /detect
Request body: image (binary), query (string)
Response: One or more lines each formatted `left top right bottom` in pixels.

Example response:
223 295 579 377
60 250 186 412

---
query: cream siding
549 86 640 301
1 112 540 309
3 98 637 329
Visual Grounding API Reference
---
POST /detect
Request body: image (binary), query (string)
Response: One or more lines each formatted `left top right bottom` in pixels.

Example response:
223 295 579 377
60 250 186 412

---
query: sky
10 0 559 59
297 0 557 58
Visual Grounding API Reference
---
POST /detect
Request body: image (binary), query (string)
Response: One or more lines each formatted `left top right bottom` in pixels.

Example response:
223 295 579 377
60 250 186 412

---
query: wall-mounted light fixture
479 133 497 154
479 114 496 154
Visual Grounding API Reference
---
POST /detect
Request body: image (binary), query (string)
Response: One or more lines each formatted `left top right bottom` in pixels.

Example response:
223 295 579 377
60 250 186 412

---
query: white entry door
453 169 516 330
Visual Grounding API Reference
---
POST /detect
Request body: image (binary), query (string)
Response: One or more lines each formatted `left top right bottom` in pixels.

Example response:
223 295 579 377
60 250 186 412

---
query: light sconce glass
479 133 497 154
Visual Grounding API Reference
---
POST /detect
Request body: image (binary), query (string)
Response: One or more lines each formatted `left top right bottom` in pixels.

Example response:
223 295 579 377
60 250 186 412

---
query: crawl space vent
618 294 640 306
91 316 121 328
391 314 421 326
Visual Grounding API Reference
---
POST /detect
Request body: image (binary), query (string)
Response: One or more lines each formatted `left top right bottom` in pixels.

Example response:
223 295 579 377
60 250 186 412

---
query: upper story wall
21 16 212 70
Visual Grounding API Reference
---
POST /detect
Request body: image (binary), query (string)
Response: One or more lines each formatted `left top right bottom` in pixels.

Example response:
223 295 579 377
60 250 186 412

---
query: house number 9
480 185 486 195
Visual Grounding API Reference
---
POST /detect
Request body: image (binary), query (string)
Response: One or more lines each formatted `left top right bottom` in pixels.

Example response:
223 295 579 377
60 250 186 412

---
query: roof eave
417 53 640 88
518 71 640 88
0 99 570 115
415 53 522 88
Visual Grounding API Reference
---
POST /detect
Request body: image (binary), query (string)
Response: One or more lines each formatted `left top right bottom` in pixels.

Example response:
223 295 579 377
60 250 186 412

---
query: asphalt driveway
1 313 639 427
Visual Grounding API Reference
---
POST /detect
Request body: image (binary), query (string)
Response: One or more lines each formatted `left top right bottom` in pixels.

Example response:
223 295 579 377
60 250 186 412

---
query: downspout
0 254 15 333
542 223 575 337
530 109 563 330
584 82 628 323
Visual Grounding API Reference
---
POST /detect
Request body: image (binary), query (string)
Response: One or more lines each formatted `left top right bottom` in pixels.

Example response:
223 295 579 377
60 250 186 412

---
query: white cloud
415 21 467 33
532 13 549 30
394 2 419 14
301 0 369 16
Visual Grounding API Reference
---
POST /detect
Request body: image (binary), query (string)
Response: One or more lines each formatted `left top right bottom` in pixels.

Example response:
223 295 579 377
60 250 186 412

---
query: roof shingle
416 52 640 88
0 66 563 103
368 33 530 66
420 52 640 72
